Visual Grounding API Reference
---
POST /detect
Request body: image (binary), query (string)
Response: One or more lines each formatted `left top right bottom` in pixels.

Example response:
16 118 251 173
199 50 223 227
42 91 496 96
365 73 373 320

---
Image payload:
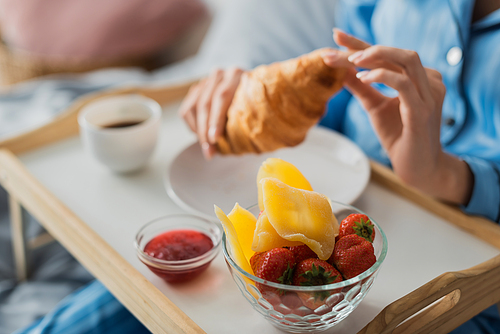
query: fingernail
201 142 212 160
348 51 364 62
208 126 217 143
356 71 369 79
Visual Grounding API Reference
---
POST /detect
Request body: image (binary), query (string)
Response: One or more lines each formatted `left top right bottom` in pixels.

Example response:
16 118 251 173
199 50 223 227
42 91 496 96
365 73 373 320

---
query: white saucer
165 126 370 219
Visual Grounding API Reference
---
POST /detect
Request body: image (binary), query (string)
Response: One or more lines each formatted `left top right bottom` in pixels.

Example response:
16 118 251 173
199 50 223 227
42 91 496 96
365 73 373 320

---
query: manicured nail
348 51 364 62
356 71 369 79
201 142 212 160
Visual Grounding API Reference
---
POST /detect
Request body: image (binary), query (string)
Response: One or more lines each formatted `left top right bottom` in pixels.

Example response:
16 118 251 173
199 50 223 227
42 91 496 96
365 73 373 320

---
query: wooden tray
1 82 500 334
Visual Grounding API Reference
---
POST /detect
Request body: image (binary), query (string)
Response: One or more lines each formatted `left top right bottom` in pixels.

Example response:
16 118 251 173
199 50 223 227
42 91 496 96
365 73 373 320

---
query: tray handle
359 254 500 334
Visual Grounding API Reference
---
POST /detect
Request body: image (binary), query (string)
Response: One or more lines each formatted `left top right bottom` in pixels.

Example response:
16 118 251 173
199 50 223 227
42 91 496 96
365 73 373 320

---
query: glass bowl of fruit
135 214 222 283
219 200 387 333
215 158 388 333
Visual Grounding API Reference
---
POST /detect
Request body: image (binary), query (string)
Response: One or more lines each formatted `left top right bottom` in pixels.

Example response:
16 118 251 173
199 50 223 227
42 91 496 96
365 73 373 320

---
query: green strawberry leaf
299 264 338 286
353 218 374 242
277 264 294 286
313 290 332 302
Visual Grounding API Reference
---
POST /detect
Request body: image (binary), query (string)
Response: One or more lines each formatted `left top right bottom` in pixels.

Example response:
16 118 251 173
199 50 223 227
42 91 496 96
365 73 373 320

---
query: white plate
165 126 370 219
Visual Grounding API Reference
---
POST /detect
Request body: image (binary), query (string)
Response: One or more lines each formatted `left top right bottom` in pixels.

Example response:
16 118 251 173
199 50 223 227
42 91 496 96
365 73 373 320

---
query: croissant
216 48 346 155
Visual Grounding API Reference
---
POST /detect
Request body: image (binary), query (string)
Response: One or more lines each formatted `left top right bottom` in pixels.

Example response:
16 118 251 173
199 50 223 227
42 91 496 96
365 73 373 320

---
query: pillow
0 0 207 62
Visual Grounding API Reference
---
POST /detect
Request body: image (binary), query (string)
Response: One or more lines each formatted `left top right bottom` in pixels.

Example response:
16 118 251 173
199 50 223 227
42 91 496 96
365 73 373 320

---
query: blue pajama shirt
322 0 500 223
16 0 500 333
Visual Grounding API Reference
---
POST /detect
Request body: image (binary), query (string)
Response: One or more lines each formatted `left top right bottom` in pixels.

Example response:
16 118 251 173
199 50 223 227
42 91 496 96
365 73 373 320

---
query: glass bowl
135 214 222 283
221 202 388 333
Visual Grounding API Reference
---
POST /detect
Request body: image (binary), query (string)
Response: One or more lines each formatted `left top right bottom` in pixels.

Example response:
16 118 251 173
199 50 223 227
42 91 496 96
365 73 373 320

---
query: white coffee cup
78 95 161 173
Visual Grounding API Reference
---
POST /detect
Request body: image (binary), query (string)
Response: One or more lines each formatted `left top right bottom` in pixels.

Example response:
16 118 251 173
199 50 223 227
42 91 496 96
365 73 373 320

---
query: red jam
143 229 214 283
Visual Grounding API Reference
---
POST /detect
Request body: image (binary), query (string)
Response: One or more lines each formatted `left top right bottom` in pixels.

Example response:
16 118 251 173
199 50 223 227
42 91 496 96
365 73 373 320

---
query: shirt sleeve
461 156 500 223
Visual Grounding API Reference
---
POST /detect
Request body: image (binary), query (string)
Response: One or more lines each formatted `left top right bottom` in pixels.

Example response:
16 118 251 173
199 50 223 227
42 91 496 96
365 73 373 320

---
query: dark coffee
102 120 144 128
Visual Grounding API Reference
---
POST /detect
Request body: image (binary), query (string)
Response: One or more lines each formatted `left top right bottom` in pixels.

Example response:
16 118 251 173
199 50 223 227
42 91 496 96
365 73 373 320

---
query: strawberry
338 214 375 243
279 292 308 315
293 259 342 286
330 234 376 279
250 248 296 306
251 247 296 285
249 251 265 275
288 244 318 264
292 259 343 310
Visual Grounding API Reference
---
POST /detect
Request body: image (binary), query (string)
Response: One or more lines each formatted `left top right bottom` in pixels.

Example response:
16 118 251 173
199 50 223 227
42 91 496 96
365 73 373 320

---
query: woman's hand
179 67 244 160
322 29 472 205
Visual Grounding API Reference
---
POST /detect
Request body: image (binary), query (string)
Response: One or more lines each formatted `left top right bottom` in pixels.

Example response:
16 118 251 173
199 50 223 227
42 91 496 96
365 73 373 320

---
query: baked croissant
216 48 346 155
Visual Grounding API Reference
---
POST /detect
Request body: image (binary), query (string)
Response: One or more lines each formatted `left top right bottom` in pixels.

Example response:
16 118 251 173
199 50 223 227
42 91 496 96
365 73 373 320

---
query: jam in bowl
135 214 222 283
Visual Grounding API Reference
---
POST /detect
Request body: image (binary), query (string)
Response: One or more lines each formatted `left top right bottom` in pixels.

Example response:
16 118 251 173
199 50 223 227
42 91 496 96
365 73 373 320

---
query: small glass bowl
222 203 388 333
135 214 222 283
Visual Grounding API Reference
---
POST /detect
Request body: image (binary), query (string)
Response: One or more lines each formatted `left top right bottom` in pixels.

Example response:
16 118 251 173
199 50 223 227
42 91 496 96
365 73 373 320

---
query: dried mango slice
252 210 302 252
257 158 313 211
227 203 257 262
214 205 253 274
261 178 339 260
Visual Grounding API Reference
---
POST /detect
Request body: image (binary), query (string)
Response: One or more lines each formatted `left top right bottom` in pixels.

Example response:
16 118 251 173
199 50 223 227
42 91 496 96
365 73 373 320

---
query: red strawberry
278 292 313 316
288 244 318 264
292 259 343 310
338 214 375 243
330 234 376 279
250 248 296 306
249 251 265 275
251 247 296 285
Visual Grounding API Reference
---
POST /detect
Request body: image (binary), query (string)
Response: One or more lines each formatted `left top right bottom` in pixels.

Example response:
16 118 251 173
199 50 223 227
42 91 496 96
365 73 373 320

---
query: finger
196 69 223 145
426 71 446 110
333 28 371 50
324 29 371 67
347 49 402 73
344 68 402 152
178 81 205 132
208 67 243 144
350 46 433 104
202 142 217 160
343 68 387 111
322 49 358 68
184 110 197 133
357 68 425 127
425 68 443 81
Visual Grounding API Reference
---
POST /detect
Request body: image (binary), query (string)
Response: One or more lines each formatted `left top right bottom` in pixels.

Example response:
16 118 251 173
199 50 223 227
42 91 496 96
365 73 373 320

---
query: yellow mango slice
252 210 303 252
257 158 313 211
227 203 257 262
214 205 253 274
261 178 339 260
